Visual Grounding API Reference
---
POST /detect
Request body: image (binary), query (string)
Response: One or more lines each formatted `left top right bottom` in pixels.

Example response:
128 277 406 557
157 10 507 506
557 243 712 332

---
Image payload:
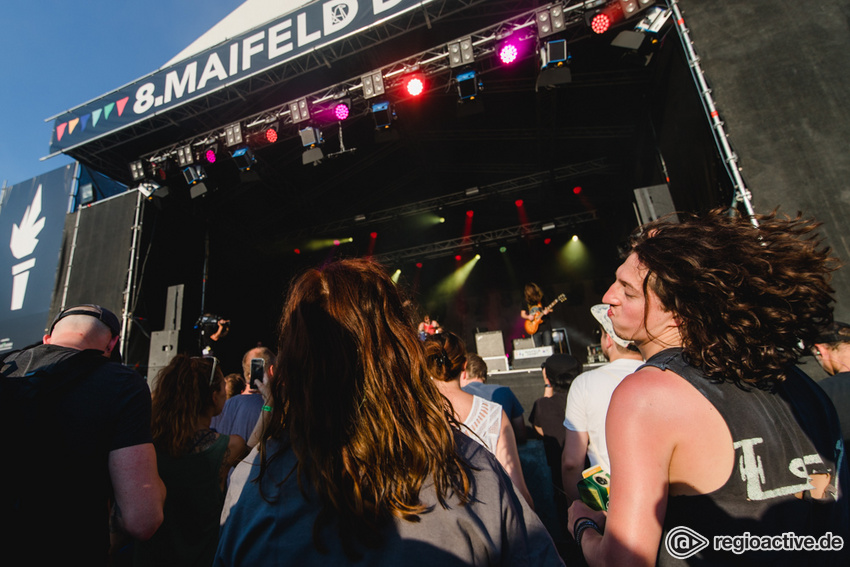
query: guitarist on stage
521 282 554 347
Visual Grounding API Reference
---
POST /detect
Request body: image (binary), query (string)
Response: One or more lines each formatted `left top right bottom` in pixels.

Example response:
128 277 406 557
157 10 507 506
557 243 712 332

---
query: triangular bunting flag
68 118 79 135
92 109 102 127
116 97 129 116
104 102 115 120
56 123 67 142
81 114 90 131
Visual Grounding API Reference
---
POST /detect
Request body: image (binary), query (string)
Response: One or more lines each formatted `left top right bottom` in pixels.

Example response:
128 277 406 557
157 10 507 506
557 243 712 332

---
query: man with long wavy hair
567 209 849 566
215 258 563 566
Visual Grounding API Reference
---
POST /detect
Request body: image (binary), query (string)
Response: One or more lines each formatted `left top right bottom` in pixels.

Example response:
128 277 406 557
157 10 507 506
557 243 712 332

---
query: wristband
573 517 603 548
262 405 272 412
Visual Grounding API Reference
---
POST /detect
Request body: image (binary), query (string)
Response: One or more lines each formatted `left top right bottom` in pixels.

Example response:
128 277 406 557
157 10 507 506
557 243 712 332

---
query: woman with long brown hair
134 354 257 566
215 258 562 566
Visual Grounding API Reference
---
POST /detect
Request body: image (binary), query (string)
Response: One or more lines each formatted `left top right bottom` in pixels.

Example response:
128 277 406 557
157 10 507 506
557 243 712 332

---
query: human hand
567 499 607 539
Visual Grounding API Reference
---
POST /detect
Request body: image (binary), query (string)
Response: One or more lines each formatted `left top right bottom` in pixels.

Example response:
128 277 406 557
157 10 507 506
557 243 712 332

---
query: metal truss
287 157 614 239
134 0 606 167
372 209 599 264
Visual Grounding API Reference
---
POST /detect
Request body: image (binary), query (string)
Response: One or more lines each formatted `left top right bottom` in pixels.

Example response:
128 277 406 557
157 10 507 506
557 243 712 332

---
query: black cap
815 321 850 345
50 304 121 337
542 353 581 382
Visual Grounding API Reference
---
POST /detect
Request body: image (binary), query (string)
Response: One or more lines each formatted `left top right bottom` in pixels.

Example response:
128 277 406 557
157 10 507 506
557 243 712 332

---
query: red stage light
590 13 611 34
264 127 278 144
573 186 582 195
370 231 377 238
498 42 520 64
544 238 552 245
416 262 423 269
294 248 301 254
333 102 350 121
515 199 523 207
455 255 462 261
466 210 474 217
403 74 426 97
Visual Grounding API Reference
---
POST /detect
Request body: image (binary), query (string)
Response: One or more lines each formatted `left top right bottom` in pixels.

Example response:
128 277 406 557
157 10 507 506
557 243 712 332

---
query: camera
195 314 229 328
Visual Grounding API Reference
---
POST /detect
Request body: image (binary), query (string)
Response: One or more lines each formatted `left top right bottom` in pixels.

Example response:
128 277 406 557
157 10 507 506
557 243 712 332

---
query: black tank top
642 348 850 566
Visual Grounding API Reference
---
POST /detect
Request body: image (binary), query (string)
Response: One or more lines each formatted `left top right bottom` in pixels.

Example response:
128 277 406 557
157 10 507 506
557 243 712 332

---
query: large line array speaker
147 284 185 390
475 330 505 358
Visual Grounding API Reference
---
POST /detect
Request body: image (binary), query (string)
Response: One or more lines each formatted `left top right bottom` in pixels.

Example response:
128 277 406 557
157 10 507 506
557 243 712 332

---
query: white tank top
462 395 502 454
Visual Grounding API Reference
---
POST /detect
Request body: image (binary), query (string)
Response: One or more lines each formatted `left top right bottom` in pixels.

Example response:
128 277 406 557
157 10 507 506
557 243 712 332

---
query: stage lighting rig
447 37 474 68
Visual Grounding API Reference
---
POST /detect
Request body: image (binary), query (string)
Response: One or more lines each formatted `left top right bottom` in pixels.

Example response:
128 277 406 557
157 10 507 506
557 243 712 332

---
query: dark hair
260 258 470 557
524 282 543 306
150 354 223 456
465 353 488 382
423 332 467 382
629 208 837 388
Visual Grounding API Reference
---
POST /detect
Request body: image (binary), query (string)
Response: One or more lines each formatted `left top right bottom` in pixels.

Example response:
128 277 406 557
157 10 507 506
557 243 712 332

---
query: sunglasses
192 356 220 386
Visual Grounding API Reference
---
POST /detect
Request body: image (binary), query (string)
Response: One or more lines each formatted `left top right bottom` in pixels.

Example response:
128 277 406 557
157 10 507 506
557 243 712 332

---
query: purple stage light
333 102 350 121
498 42 520 64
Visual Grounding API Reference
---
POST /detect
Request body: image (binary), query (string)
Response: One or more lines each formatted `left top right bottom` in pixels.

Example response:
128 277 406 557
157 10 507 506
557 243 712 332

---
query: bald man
1 304 165 564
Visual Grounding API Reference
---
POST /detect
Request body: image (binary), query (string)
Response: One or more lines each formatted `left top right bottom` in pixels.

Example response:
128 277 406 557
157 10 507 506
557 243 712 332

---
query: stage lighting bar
289 98 310 123
361 72 385 99
176 145 194 167
224 123 243 146
448 37 474 68
129 160 146 181
140 2 599 174
536 6 565 38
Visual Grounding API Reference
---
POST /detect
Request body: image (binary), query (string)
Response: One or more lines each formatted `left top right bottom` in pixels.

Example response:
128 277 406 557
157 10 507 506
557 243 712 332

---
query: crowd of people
3 209 850 566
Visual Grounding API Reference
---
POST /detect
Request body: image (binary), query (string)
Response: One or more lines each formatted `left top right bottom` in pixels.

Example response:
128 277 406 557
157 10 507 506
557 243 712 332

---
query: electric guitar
524 293 566 335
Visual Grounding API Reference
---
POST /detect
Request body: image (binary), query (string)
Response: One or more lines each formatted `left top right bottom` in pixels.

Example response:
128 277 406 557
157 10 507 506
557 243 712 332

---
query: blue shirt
462 382 524 420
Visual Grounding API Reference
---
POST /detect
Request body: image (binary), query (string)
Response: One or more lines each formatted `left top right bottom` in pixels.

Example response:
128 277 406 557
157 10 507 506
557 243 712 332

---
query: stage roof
44 1 732 266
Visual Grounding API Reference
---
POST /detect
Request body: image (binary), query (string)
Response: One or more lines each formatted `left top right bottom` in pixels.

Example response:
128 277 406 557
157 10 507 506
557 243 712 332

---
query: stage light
590 12 611 34
231 147 254 171
536 6 566 38
542 222 556 231
176 145 194 167
448 37 474 68
224 123 243 146
402 73 426 97
536 39 572 88
289 98 310 123
264 126 278 143
498 40 520 64
572 234 579 242
361 71 385 99
573 186 582 194
129 160 146 182
456 70 479 100
203 144 218 164
183 165 207 188
333 100 351 121
371 101 395 129
300 126 323 165
515 199 523 207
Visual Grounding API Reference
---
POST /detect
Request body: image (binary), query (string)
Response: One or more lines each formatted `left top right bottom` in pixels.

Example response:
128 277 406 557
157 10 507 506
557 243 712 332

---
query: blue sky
0 1 243 188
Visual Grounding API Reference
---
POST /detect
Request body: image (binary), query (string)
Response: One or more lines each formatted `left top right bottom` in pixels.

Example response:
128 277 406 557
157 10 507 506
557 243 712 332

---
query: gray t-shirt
215 431 564 566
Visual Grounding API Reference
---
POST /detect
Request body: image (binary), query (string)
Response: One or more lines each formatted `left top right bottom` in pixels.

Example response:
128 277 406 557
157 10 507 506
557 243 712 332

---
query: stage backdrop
0 165 75 351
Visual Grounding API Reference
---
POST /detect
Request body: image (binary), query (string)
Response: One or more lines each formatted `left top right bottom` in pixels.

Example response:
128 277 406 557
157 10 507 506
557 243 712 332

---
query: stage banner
48 0 432 154
0 165 75 351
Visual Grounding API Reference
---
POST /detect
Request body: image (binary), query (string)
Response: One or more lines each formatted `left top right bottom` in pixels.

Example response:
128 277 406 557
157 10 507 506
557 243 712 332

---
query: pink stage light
333 102 350 121
204 148 217 163
498 42 520 64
